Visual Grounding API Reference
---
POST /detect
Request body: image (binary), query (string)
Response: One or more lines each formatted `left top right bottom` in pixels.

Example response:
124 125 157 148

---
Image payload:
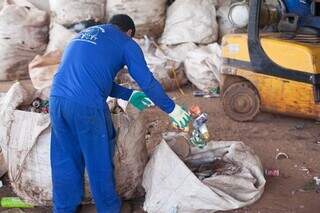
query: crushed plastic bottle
188 105 210 148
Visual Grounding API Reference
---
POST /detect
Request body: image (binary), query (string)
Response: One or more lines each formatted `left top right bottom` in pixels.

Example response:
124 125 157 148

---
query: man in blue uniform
50 14 190 213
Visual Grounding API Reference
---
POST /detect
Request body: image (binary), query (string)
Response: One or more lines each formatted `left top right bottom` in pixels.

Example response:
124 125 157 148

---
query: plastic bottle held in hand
190 105 210 140
0 197 34 208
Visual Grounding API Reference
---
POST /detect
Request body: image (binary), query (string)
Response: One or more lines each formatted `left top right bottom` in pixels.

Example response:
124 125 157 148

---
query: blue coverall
50 24 175 213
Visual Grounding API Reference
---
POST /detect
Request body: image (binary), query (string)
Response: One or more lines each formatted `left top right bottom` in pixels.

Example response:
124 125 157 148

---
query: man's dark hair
109 14 136 37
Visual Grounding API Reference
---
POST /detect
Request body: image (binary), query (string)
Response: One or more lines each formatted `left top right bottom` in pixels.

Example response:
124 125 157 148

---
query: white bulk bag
217 1 236 38
45 22 76 53
0 83 147 205
160 0 218 45
50 0 105 26
184 43 222 91
0 0 49 80
143 141 266 213
107 0 167 38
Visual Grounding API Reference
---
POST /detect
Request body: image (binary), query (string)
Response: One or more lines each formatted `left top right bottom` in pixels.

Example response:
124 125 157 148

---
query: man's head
109 14 136 37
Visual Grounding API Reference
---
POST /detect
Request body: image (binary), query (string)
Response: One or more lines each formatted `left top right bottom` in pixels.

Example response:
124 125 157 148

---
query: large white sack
0 83 147 205
45 22 76 53
107 0 167 38
50 0 105 26
0 0 49 81
0 0 49 12
217 1 236 38
143 141 266 213
26 0 49 11
184 43 222 92
160 0 218 45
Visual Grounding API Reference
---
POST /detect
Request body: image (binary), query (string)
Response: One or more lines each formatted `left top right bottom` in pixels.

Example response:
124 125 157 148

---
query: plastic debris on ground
193 87 220 98
265 169 280 177
0 180 3 188
0 197 33 208
301 177 320 193
275 152 289 160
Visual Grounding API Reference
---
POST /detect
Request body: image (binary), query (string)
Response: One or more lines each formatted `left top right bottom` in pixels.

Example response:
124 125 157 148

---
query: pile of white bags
0 82 148 205
184 43 222 91
49 0 105 26
143 140 266 212
160 0 218 45
117 38 192 92
107 0 167 38
0 0 49 81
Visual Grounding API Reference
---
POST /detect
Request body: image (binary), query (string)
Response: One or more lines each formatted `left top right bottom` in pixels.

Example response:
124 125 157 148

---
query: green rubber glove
169 104 191 129
129 91 154 111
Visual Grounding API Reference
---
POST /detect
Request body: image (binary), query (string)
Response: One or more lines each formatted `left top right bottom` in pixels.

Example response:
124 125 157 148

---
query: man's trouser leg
74 106 121 213
50 97 85 213
50 96 121 213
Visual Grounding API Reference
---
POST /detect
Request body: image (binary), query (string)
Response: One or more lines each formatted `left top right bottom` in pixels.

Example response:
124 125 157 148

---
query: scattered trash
300 166 311 175
276 152 289 160
295 123 304 130
315 140 320 144
0 197 33 208
19 98 49 114
314 176 320 193
193 89 220 98
301 179 318 192
0 180 3 188
188 105 210 148
265 169 280 177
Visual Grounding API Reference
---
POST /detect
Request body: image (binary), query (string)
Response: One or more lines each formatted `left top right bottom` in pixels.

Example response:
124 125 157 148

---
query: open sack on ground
143 140 266 213
0 0 49 81
0 83 148 205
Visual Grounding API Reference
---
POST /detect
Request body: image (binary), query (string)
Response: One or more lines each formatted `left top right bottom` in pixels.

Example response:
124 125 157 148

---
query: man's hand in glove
169 104 191 129
129 91 154 111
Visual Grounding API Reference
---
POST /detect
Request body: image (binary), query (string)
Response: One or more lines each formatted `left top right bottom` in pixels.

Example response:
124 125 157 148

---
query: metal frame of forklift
225 0 320 102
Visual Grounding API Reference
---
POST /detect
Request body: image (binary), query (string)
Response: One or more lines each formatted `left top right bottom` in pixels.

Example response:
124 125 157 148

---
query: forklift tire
222 81 260 122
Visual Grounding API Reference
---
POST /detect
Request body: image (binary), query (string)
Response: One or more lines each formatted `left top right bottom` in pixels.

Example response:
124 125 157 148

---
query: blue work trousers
49 96 121 213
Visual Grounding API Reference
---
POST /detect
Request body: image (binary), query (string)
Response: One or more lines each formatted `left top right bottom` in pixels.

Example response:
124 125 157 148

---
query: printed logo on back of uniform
73 26 105 45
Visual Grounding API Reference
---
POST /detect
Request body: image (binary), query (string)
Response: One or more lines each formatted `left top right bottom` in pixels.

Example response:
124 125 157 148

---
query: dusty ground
0 82 320 213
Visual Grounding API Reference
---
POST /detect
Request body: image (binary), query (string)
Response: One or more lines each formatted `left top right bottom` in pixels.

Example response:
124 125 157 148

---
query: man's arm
109 81 133 101
123 40 175 114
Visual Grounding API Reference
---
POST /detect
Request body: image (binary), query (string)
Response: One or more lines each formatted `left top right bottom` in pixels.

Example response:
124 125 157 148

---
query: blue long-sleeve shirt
51 24 175 113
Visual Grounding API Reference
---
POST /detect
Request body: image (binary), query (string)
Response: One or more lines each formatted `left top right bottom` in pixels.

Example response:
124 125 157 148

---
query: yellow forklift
221 0 320 121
